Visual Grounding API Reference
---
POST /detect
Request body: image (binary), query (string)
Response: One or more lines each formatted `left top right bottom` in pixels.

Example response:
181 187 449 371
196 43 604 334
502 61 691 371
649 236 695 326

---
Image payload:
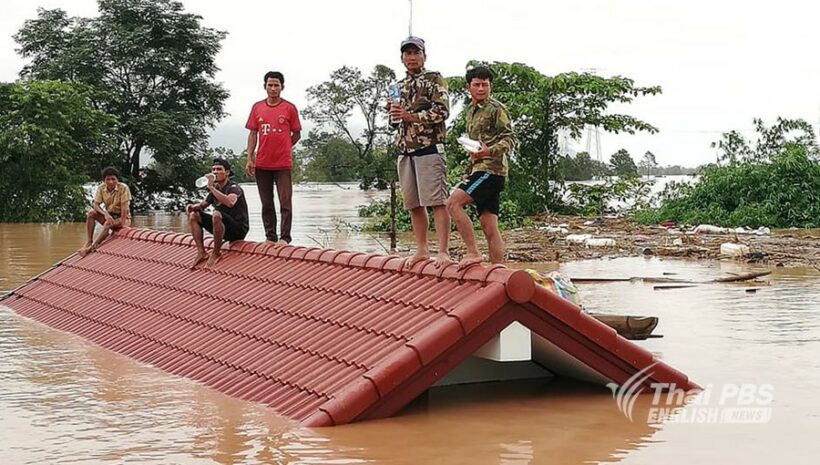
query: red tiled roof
2 228 696 426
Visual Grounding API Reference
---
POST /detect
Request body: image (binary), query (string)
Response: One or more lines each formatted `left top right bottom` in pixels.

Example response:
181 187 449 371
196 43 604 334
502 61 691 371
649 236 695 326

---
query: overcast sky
3 0 819 167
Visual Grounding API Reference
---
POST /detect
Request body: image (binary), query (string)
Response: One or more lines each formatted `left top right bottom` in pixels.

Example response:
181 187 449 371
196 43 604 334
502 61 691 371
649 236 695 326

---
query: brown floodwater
1 183 819 464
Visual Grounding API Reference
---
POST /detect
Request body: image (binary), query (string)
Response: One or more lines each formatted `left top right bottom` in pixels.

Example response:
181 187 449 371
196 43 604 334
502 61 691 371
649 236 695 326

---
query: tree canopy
14 0 229 208
448 61 660 214
637 118 820 228
0 81 117 222
610 148 639 178
303 65 397 189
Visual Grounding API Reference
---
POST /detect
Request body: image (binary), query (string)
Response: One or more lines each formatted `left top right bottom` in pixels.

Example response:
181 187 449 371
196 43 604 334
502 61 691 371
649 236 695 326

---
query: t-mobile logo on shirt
261 123 271 135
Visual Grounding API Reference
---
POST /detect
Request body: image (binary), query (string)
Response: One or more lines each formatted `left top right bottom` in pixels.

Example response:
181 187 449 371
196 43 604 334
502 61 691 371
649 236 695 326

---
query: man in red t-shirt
245 71 302 244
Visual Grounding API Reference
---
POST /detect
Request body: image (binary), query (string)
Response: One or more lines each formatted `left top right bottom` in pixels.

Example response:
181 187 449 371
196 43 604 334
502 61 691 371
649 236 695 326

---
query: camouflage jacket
466 97 515 177
393 68 449 154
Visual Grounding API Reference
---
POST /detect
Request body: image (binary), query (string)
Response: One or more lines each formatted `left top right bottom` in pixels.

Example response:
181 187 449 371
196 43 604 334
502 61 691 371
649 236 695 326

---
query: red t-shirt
245 99 302 170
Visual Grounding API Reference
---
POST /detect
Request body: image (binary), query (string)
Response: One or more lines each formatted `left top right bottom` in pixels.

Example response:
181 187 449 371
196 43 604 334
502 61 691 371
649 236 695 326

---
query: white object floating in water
720 242 750 257
565 234 592 244
585 238 616 247
539 225 569 234
694 224 728 234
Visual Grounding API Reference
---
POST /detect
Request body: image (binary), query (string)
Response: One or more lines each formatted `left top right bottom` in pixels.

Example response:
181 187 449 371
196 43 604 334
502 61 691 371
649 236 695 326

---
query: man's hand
389 103 413 123
245 158 256 177
470 141 491 161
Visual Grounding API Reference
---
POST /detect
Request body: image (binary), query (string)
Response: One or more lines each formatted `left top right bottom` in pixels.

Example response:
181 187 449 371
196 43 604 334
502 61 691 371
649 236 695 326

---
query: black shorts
457 172 506 215
199 211 249 242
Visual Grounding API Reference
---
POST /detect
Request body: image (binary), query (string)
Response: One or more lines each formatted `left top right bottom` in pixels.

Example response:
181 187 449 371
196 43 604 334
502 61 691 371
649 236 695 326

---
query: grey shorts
397 150 448 210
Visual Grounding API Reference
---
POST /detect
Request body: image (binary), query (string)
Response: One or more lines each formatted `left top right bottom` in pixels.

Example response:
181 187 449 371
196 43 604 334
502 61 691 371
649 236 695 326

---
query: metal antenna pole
408 0 413 36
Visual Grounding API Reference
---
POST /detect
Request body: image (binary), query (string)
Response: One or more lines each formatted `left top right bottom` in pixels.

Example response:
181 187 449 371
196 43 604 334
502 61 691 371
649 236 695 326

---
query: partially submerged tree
303 65 396 189
304 65 400 249
15 0 229 207
0 81 116 222
449 61 660 214
639 150 658 177
561 151 610 181
298 132 361 182
637 118 820 228
610 148 639 178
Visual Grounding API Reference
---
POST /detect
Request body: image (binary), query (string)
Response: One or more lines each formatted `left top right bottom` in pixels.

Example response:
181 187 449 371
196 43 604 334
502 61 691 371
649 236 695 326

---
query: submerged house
2 229 696 426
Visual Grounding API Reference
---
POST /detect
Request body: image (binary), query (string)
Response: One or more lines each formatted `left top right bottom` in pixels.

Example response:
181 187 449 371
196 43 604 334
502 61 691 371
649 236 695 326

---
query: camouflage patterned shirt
393 68 450 154
466 97 515 177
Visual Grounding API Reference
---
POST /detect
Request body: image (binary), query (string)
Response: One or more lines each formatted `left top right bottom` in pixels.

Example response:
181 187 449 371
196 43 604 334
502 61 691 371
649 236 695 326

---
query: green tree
561 151 610 181
448 62 660 214
712 117 819 165
0 81 116 222
303 65 397 189
15 0 229 207
298 132 361 182
610 148 639 178
566 177 652 217
636 118 820 228
303 65 400 249
639 150 658 177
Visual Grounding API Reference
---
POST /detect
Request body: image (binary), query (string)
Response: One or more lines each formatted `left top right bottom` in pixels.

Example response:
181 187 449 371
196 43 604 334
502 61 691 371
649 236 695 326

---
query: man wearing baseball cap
185 157 250 268
388 36 451 268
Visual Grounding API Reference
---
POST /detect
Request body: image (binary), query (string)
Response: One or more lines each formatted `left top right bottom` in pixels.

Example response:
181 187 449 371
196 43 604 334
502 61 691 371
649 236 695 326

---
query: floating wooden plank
591 314 660 340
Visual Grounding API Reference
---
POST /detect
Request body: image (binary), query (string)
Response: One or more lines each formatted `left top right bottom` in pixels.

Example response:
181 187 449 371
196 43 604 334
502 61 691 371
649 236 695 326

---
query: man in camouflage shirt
389 36 451 268
447 66 516 268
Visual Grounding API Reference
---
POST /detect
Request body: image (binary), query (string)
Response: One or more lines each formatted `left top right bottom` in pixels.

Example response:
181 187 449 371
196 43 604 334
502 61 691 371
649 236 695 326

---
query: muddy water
2 184 820 464
0 183 390 291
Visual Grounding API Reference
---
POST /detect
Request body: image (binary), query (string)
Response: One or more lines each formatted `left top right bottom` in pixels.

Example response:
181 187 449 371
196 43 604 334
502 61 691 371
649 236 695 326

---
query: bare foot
205 252 221 268
434 252 452 268
404 251 430 270
188 251 208 269
277 239 289 246
458 253 483 270
77 246 92 258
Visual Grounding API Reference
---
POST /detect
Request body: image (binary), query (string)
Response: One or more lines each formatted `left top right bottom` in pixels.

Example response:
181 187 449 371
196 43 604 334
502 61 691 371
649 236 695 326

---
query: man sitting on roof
186 158 250 268
78 166 131 257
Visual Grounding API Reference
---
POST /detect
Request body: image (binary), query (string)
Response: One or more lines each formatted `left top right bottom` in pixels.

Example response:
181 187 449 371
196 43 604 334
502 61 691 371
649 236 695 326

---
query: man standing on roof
245 71 302 245
186 158 250 268
78 166 131 257
447 66 516 268
389 36 451 268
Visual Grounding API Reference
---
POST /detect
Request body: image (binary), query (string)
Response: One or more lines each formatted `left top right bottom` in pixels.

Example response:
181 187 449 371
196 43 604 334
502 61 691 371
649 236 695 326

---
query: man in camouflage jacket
388 36 451 268
446 66 516 268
